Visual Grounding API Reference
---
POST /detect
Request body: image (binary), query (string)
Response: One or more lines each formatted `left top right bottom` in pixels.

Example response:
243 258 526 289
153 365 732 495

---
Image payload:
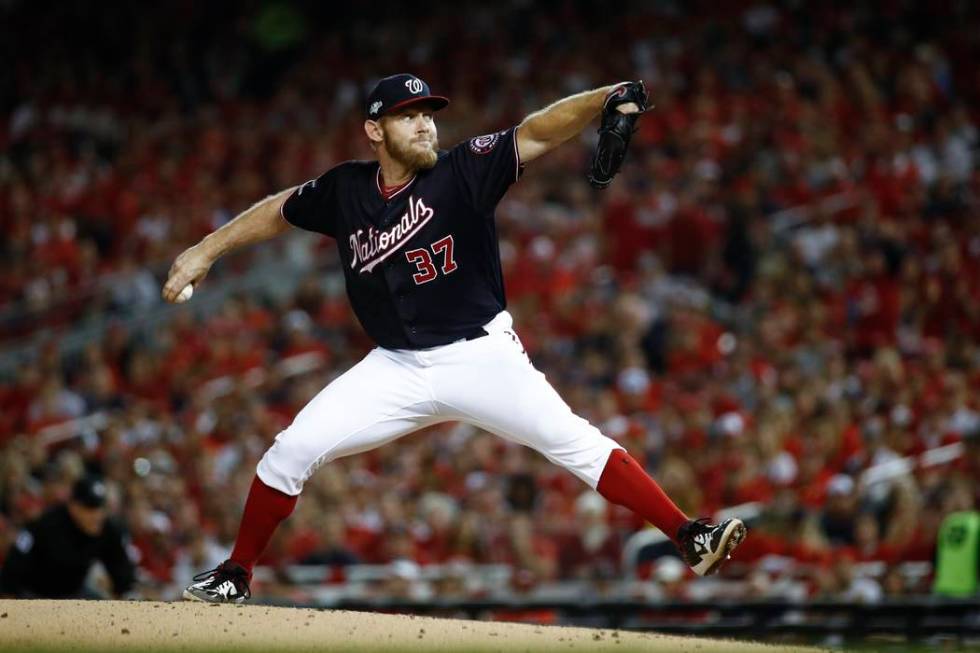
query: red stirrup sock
229 475 298 575
596 448 689 541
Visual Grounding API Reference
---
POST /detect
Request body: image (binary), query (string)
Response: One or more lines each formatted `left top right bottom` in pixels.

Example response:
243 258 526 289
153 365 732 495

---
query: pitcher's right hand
162 243 214 303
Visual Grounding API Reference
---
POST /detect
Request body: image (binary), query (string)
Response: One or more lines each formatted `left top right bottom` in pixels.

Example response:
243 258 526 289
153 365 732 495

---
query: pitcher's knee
556 440 620 489
255 430 325 496
533 420 621 489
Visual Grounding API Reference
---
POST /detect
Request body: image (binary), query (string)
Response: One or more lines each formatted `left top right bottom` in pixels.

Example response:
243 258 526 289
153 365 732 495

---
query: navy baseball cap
71 475 108 508
366 74 449 120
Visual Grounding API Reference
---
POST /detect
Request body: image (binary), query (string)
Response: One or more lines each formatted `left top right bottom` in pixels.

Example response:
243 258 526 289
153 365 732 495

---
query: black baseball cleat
676 517 746 576
182 560 252 604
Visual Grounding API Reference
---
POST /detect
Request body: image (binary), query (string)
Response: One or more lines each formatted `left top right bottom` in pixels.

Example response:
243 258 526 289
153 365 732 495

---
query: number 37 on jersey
404 234 457 285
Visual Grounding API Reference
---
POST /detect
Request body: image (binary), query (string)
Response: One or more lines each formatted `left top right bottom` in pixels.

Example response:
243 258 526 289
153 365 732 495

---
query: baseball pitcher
163 74 745 603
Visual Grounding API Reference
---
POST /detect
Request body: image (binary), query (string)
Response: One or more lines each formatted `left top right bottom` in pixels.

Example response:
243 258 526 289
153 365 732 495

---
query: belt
465 328 489 341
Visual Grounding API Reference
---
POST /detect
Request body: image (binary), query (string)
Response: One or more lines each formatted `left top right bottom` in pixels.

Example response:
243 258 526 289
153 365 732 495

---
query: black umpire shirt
0 505 135 598
281 127 523 349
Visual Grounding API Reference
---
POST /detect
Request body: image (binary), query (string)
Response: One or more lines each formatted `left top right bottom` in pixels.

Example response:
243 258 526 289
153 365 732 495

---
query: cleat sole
703 519 747 576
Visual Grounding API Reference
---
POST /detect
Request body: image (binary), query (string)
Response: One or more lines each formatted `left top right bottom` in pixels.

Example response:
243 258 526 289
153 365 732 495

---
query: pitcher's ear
364 119 384 147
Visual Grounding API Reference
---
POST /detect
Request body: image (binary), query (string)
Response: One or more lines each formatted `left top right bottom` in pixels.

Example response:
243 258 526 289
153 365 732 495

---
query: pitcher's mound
0 599 824 652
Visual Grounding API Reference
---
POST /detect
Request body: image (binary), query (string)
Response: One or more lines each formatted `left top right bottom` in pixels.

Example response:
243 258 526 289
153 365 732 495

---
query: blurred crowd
1 0 979 603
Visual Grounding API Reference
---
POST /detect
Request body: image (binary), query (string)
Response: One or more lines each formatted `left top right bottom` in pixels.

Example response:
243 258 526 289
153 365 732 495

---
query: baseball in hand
175 284 194 303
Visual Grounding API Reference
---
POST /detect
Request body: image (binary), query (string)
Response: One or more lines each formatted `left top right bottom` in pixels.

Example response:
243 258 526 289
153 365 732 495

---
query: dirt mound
0 599 824 652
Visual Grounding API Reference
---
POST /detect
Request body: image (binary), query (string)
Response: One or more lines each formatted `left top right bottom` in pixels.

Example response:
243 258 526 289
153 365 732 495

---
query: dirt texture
0 599 827 652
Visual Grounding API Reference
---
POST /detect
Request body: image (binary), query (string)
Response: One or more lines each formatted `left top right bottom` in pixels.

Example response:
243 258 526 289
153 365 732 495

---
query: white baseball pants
256 311 622 495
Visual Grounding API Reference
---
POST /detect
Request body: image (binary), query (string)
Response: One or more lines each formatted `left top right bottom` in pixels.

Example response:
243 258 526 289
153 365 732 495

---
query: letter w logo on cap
404 78 423 94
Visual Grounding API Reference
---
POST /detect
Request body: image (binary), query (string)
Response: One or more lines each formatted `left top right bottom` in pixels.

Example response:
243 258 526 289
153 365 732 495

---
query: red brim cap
377 95 450 118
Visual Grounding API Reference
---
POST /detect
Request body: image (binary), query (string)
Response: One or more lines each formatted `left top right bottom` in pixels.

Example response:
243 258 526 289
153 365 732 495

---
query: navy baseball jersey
281 127 523 349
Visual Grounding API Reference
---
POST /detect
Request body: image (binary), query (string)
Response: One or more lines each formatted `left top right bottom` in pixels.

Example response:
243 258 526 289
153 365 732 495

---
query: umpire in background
0 475 135 598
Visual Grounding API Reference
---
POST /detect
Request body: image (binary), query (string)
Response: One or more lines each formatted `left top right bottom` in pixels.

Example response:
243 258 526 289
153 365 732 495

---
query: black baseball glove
588 81 648 189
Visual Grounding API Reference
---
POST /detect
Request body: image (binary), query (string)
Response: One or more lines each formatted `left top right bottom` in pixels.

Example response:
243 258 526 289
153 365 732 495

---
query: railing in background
616 443 968 578
768 190 861 235
860 442 965 489
249 559 935 604
318 597 980 640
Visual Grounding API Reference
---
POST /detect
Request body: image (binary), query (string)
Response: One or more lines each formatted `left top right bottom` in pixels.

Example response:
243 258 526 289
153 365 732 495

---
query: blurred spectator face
813 566 841 597
942 477 976 513
509 514 534 545
882 566 905 596
826 475 856 514
422 497 456 533
382 526 415 561
367 107 439 170
320 513 346 547
854 513 879 549
833 556 856 588
67 500 107 536
865 250 886 276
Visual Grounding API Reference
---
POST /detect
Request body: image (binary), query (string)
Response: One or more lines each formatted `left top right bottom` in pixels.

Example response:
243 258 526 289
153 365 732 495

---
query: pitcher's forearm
519 84 620 147
201 187 296 260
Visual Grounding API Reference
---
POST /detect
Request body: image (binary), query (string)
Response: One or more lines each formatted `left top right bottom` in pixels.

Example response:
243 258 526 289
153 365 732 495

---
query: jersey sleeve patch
468 132 503 155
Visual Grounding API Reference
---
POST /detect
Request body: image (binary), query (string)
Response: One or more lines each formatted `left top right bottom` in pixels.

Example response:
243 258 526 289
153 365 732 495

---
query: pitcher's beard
386 135 439 171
